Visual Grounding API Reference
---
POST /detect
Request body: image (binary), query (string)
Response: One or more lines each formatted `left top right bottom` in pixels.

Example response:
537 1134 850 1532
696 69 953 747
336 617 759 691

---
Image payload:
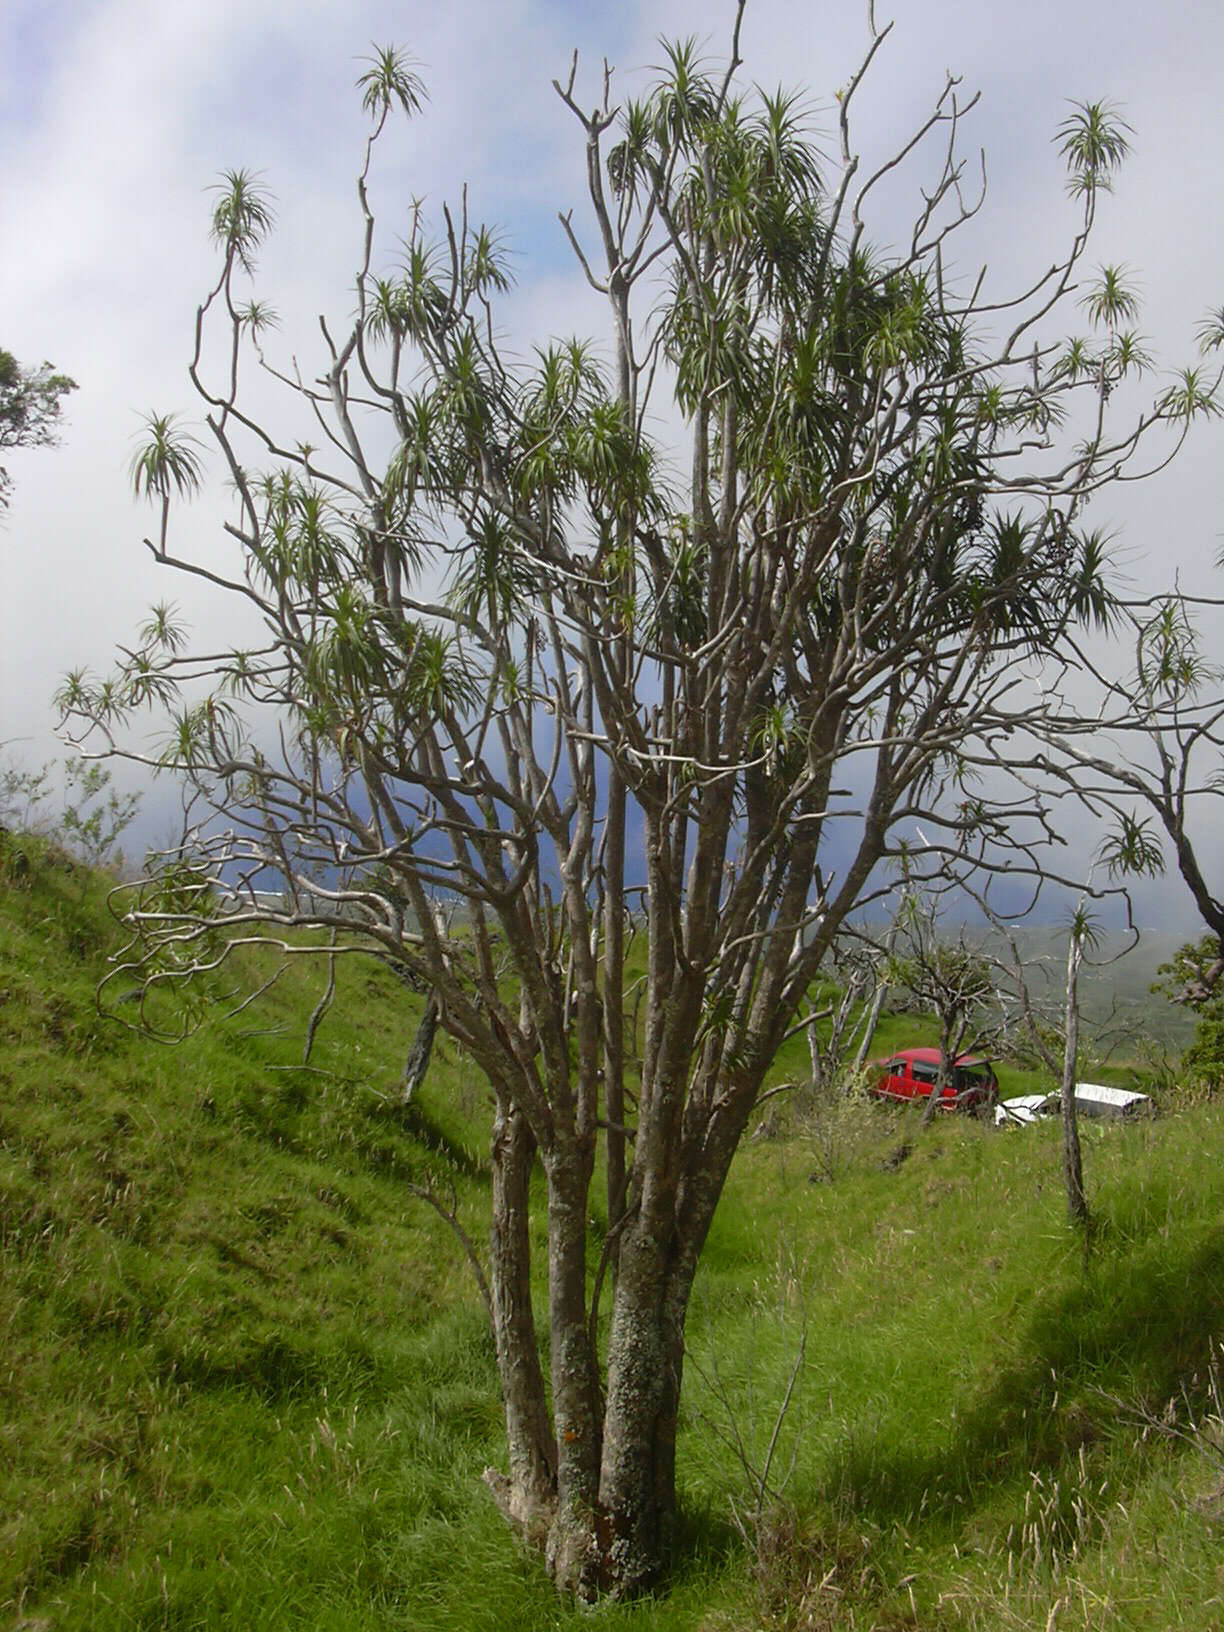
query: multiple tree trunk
62 7 1189 1600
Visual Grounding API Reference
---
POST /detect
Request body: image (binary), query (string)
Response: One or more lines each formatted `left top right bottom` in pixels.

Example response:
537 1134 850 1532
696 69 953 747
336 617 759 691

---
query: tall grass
3 834 1223 1629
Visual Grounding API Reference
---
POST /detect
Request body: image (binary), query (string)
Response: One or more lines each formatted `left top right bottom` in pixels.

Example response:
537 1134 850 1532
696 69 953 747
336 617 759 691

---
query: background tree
800 933 892 1096
0 347 76 514
1017 581 1224 985
58 11 1206 1597
1153 933 1224 1091
0 751 140 878
886 894 1002 1126
1011 577 1224 1134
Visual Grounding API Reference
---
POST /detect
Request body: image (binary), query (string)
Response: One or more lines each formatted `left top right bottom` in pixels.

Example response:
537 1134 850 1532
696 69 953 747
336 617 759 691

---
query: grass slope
2 834 1223 1630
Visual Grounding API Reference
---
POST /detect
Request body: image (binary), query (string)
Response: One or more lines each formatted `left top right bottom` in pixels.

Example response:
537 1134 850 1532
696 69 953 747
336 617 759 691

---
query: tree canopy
57 9 1213 1597
0 348 76 514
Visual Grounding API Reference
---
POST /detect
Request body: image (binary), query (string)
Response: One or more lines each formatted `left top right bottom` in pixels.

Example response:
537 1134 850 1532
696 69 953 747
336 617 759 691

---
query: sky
1 0 1221 925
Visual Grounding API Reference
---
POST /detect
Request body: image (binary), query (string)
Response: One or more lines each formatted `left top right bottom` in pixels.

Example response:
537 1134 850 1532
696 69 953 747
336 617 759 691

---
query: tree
885 894 1001 1126
0 348 76 514
1058 905 1094 1228
58 13 1206 1596
801 933 892 1095
0 752 139 872
1153 934 1224 1091
1027 595 1224 960
1014 582 1224 1112
1034 601 1218 880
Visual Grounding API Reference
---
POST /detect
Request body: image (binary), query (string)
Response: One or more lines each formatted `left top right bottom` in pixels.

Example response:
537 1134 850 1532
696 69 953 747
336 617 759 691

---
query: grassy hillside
3 834 1223 1630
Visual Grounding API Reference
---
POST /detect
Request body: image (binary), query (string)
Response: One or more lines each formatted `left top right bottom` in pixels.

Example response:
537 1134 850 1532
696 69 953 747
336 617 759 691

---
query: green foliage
1080 263 1140 329
128 411 204 504
1056 100 1132 196
59 758 142 870
0 345 76 513
357 45 427 126
0 753 140 874
1179 1018 1224 1094
1152 935 1224 1014
1159 364 1223 423
1153 935 1224 1093
1101 809 1164 880
0 755 53 829
1137 598 1212 699
1196 305 1224 355
208 169 276 276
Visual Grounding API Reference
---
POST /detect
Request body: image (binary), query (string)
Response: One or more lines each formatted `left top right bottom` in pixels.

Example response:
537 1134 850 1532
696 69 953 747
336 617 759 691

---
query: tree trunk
919 1062 945 1128
921 1011 970 1129
596 1215 687 1595
401 990 439 1106
542 1148 604 1595
1061 932 1090 1227
850 923 898 1077
485 1103 556 1539
807 1019 821 1087
594 1091 744 1596
603 770 627 1277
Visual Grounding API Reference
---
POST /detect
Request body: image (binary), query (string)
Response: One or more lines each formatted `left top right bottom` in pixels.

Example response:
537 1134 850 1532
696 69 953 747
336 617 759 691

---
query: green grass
3 834 1224 1629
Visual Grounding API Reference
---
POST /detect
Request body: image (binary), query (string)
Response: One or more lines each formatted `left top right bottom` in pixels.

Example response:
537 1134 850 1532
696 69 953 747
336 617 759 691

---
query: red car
870 1046 998 1113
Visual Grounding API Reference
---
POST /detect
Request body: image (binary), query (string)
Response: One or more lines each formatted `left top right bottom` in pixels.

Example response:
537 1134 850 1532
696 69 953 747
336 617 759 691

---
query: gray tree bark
401 991 438 1107
1061 932 1090 1227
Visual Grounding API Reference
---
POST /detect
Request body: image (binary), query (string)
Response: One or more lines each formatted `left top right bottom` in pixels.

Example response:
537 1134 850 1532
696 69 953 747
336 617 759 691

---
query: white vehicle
995 1082 1154 1127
